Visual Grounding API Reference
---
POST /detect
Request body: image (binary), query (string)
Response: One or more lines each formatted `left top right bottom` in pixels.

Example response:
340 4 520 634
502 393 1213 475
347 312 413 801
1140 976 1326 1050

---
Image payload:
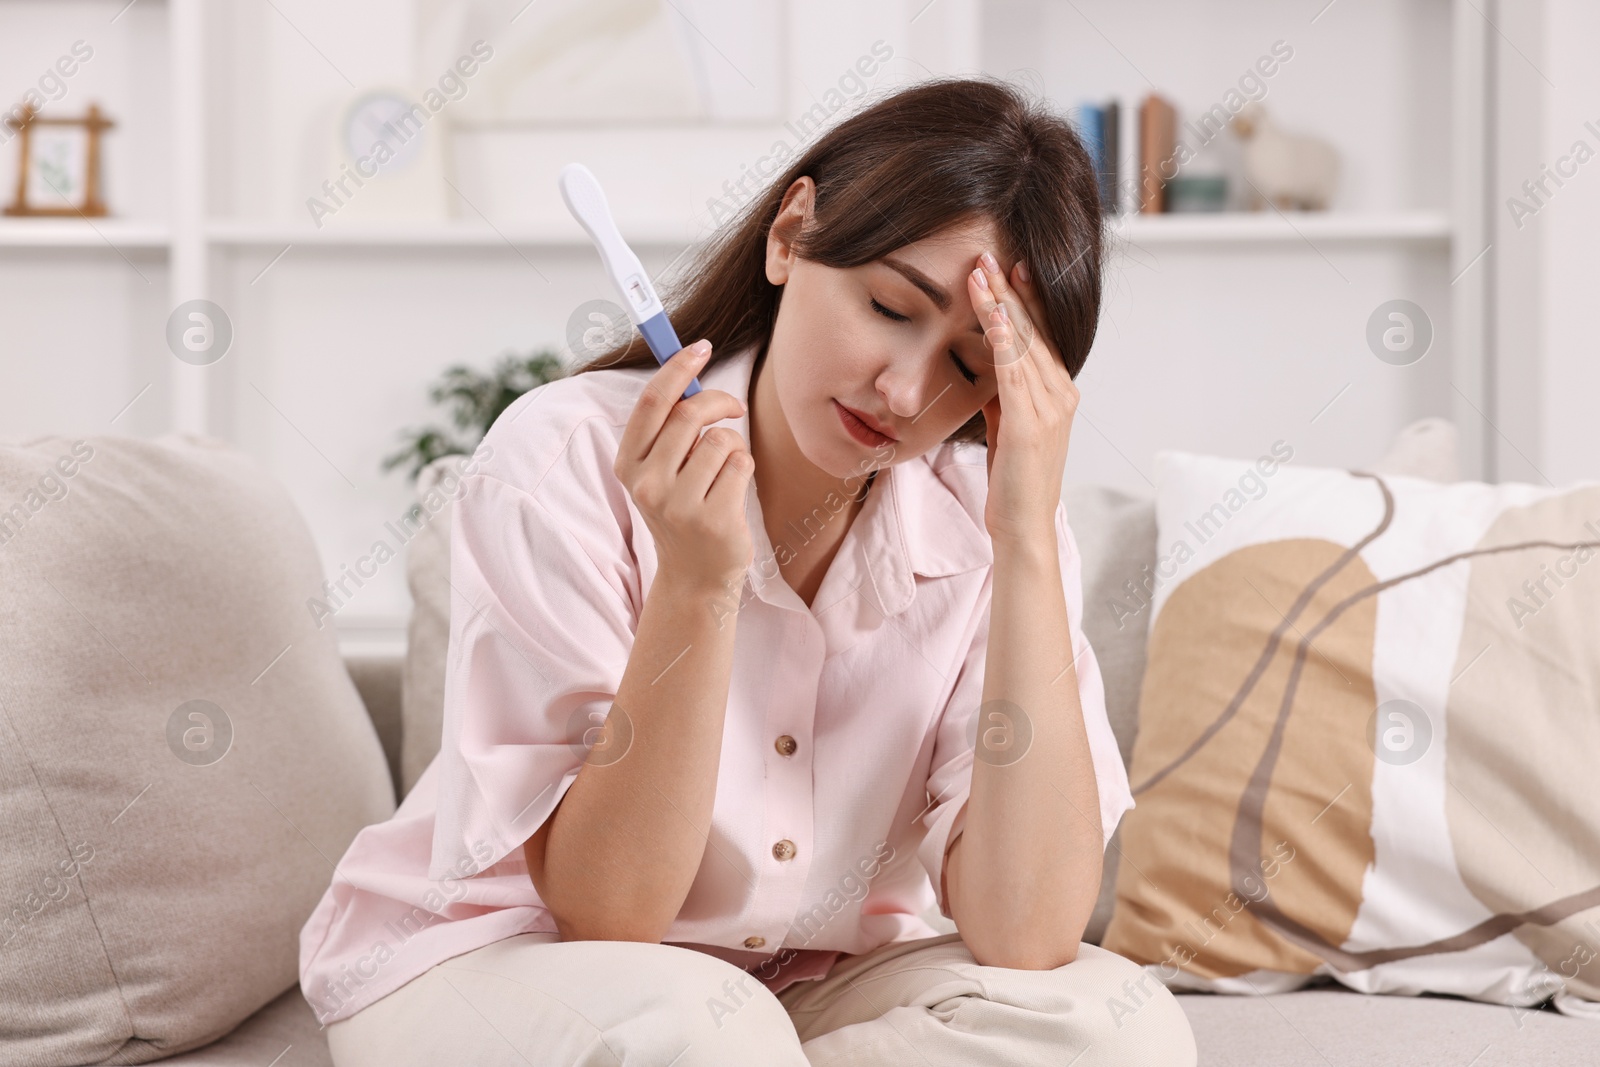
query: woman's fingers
1001 255 1077 404
970 264 1042 415
975 254 1057 409
704 434 755 512
973 253 1040 370
1008 260 1070 400
677 423 750 503
647 387 746 483
1009 258 1081 414
617 339 716 466
1009 261 1051 349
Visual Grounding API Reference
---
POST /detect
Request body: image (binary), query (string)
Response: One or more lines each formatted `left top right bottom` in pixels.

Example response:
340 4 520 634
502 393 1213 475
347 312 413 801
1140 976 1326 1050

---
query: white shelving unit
1 0 1492 454
0 0 1498 643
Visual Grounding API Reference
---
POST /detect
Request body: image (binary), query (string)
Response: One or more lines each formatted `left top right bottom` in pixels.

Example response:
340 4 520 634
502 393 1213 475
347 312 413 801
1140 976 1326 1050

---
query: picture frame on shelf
4 103 115 217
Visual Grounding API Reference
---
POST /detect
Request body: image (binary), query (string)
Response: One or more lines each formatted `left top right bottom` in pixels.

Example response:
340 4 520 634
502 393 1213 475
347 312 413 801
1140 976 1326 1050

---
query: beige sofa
2 427 1590 1066
138 649 1592 1067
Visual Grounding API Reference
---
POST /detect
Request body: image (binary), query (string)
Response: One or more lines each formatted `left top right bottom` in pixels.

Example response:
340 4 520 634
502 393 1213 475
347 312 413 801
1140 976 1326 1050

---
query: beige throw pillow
0 433 395 1064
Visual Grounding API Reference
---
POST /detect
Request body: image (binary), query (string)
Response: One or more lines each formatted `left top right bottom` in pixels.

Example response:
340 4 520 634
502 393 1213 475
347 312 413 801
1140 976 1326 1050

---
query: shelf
211 212 1454 250
0 219 169 249
0 212 1454 252
1111 211 1452 245
207 220 689 248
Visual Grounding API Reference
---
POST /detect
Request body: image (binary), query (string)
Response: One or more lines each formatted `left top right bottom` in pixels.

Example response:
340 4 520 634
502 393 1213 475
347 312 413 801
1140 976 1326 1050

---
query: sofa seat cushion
1176 988 1593 1066
150 982 1591 1066
153 987 332 1067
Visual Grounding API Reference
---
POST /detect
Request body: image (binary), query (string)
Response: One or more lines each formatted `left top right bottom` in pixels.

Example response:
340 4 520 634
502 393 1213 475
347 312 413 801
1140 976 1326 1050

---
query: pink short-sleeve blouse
298 343 1134 1026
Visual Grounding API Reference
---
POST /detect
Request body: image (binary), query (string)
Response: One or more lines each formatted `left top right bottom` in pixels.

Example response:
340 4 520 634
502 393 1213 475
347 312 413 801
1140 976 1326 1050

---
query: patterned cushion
1101 442 1600 1017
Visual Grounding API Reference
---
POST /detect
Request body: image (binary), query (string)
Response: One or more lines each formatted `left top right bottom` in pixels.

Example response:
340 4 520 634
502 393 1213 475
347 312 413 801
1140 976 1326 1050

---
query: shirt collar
702 344 993 618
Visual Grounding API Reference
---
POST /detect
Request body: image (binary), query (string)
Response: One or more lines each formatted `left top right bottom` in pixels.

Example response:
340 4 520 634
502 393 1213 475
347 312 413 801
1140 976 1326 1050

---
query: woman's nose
877 357 943 420
875 377 919 421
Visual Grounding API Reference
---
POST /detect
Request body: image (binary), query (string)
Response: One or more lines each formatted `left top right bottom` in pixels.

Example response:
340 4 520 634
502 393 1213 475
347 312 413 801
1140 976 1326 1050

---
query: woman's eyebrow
881 256 950 312
881 256 986 336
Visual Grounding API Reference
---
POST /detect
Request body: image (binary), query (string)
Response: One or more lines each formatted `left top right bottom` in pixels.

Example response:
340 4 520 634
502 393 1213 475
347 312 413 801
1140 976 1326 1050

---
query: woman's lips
835 400 895 446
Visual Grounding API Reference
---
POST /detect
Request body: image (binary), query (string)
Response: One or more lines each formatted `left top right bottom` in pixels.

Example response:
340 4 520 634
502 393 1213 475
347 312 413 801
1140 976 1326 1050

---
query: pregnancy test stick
559 163 702 399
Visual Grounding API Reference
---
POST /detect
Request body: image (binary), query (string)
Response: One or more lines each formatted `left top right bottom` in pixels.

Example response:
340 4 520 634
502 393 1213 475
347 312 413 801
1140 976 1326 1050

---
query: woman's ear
765 177 815 286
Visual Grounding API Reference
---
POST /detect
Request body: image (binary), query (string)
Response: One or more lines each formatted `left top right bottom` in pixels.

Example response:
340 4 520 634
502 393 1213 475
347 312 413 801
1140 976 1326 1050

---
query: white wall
1533 0 1600 487
1490 0 1547 487
1479 0 1598 489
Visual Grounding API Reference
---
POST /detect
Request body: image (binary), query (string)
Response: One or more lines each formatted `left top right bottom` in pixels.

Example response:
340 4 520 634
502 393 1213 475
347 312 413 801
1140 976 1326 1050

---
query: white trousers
326 930 1197 1066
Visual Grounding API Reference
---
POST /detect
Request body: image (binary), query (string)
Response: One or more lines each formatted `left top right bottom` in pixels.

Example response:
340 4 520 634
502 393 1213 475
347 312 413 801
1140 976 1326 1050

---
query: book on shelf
1070 98 1120 217
1073 92 1186 215
1139 92 1178 214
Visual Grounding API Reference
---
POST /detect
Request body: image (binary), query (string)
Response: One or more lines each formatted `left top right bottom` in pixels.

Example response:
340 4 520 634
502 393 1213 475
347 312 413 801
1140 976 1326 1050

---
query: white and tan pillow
1072 416 1461 945
1101 443 1600 1018
0 433 395 1064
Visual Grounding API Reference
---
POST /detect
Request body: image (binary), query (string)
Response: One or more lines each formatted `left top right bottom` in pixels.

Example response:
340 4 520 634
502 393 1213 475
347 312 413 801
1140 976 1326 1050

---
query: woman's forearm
524 568 744 942
946 528 1104 969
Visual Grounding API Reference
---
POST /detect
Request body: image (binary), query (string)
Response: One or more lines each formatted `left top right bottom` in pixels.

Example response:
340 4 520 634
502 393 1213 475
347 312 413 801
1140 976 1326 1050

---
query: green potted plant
381 349 568 483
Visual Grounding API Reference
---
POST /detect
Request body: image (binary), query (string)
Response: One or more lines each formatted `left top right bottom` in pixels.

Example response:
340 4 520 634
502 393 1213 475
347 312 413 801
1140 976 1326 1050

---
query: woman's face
762 177 1006 480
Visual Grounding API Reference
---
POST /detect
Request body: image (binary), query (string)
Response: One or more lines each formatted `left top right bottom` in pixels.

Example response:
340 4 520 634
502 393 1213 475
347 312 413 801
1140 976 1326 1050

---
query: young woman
302 77 1197 1065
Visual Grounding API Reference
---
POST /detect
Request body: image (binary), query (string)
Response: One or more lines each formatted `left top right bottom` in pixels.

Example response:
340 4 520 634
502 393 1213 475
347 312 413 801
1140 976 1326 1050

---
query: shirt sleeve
915 497 1135 920
428 442 640 882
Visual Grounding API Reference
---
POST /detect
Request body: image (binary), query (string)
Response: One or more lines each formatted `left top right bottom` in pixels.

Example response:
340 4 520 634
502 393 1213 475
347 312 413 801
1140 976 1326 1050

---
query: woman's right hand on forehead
613 339 755 593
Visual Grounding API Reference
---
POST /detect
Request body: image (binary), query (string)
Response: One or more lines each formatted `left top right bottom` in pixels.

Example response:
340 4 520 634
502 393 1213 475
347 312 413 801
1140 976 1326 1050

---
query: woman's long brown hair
571 76 1106 446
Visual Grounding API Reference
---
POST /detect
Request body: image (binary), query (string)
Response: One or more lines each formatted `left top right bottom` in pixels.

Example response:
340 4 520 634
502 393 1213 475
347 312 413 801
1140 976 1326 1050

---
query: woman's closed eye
869 298 980 386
